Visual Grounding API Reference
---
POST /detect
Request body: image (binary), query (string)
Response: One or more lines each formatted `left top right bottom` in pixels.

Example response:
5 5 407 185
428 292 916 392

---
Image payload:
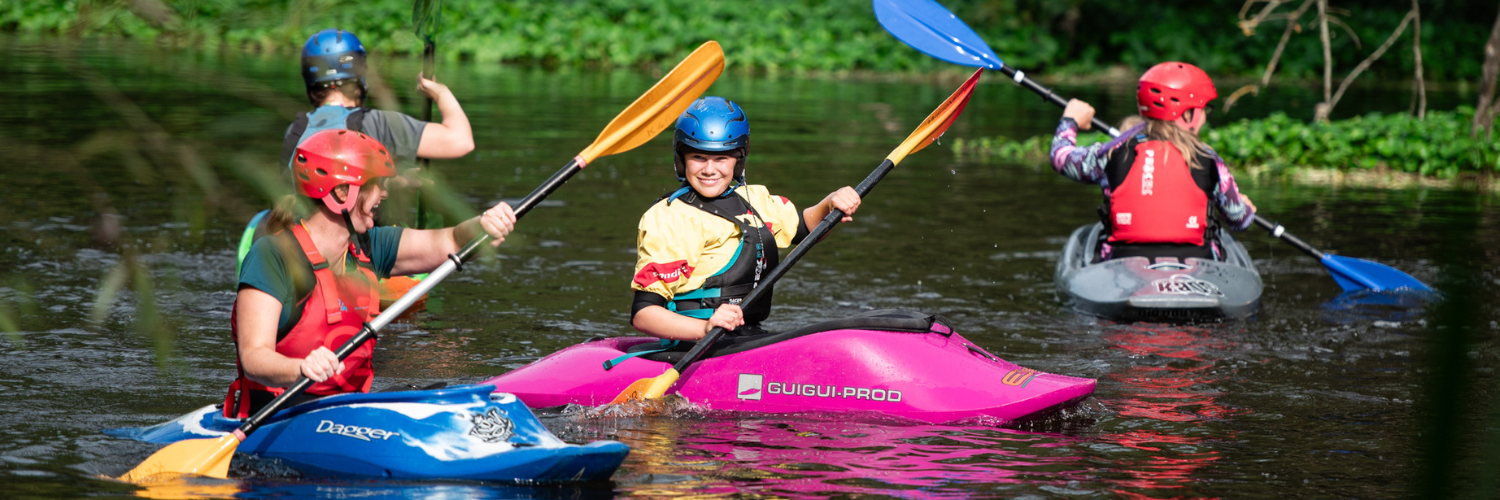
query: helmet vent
1150 88 1161 94
315 168 329 176
296 154 307 164
298 172 310 181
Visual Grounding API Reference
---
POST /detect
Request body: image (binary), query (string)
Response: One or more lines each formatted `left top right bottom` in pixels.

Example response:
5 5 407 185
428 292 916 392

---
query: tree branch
1319 0 1332 106
1410 0 1425 119
1473 6 1500 138
1261 0 1317 87
1321 9 1417 122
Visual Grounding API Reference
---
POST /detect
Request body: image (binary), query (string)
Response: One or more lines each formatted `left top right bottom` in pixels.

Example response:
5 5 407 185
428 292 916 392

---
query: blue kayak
105 384 628 482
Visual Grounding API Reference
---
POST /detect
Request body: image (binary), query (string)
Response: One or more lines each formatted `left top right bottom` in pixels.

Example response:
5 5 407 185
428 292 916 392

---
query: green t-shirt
238 226 404 335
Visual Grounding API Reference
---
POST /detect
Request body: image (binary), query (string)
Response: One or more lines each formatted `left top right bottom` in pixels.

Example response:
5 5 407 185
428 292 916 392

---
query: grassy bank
953 108 1500 182
2 0 1493 80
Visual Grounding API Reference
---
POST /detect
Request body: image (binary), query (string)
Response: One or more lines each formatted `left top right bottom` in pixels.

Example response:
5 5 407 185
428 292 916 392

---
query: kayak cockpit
621 309 952 363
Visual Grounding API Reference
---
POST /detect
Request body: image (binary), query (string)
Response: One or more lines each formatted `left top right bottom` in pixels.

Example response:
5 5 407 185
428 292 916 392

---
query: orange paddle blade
577 41 725 164
119 433 240 483
610 368 680 404
887 68 983 163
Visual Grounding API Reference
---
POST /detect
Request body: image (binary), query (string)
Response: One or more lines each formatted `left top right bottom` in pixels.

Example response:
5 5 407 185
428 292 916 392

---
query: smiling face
336 181 388 233
684 152 739 198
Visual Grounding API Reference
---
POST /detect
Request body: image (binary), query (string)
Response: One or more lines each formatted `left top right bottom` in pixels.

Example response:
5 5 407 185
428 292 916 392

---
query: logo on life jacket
633 260 695 288
1117 213 1132 226
1141 149 1156 196
1186 216 1199 229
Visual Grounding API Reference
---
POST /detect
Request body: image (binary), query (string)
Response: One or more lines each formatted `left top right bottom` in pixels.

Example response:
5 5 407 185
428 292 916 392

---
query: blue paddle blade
1320 254 1433 292
873 0 1003 70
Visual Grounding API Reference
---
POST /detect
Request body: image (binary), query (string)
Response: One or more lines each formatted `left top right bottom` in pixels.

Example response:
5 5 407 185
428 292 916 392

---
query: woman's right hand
1063 99 1096 130
705 304 745 335
300 346 344 382
415 72 452 101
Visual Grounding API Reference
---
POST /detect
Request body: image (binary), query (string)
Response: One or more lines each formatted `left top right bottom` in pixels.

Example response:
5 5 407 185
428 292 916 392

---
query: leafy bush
954 108 1500 178
2 0 1494 80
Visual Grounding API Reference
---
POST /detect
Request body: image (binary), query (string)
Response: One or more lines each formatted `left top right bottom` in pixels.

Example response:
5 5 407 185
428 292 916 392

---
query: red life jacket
1108 140 1209 245
223 224 381 418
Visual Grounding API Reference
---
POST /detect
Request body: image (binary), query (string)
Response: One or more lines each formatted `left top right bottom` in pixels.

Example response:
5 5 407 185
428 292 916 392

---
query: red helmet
292 129 395 213
1136 62 1217 121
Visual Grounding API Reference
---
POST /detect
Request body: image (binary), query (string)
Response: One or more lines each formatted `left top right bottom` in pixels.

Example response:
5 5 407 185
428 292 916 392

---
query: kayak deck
483 310 1096 424
105 384 628 482
1054 223 1262 321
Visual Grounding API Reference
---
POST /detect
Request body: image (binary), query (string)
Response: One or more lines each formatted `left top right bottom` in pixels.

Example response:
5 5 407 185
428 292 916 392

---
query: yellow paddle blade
119 433 240 483
576 41 725 164
886 68 983 163
610 368 681 404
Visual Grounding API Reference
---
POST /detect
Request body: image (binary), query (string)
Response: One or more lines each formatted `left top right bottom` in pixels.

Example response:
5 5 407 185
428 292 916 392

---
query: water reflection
608 413 1098 498
1097 323 1241 495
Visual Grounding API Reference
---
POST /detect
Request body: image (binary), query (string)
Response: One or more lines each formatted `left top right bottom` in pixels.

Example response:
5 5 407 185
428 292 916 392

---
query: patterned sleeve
631 203 705 301
1209 152 1255 231
741 185 801 249
1049 118 1111 185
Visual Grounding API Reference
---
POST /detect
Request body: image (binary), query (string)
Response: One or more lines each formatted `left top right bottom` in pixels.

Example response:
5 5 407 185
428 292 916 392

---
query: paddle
413 0 441 226
874 0 1432 293
612 67 984 403
118 41 725 483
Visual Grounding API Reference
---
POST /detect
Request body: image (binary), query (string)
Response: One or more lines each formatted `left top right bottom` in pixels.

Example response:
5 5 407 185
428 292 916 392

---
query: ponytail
265 195 309 234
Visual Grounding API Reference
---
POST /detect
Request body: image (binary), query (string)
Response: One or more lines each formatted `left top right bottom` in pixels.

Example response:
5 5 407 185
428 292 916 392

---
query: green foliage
1208 108 1500 177
955 109 1500 178
1 0 1494 80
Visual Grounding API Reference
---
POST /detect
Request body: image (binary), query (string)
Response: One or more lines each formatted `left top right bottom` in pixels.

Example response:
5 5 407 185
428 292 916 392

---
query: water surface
0 36 1496 498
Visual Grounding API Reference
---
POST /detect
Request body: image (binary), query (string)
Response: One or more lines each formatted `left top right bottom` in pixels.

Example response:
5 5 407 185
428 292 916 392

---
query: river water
1 36 1497 499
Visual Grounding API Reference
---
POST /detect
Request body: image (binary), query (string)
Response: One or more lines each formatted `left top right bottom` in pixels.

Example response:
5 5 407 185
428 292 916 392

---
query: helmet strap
321 184 361 214
341 210 374 261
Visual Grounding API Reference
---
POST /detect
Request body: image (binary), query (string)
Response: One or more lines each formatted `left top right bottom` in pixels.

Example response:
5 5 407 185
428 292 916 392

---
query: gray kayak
1054 223 1262 321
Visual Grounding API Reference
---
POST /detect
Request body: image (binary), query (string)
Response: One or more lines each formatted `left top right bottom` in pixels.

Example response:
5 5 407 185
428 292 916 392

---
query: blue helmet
673 97 749 182
301 29 367 99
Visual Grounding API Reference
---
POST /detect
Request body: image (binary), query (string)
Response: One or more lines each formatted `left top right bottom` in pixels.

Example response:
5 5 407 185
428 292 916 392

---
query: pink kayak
481 310 1095 424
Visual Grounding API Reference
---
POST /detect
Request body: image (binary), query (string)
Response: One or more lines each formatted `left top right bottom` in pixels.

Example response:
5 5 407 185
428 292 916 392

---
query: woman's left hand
481 202 517 247
823 187 861 222
1239 193 1257 213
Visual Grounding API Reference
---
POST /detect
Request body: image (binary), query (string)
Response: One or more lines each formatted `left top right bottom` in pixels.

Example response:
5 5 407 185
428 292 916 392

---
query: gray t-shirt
281 107 427 169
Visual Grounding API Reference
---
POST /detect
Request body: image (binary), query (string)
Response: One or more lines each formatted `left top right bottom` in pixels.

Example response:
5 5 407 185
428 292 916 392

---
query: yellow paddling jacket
632 185 803 324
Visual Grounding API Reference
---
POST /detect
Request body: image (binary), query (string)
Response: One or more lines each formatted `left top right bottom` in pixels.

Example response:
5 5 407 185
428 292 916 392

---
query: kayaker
226 128 515 418
630 97 861 341
281 28 473 174
1050 62 1256 262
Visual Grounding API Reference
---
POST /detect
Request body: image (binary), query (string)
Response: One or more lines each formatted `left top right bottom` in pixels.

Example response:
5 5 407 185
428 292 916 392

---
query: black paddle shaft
237 159 583 436
996 64 1117 134
670 158 896 373
1252 214 1325 259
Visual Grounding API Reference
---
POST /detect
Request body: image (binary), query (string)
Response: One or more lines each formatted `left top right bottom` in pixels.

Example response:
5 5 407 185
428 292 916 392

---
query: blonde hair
1118 112 1212 169
264 185 373 234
